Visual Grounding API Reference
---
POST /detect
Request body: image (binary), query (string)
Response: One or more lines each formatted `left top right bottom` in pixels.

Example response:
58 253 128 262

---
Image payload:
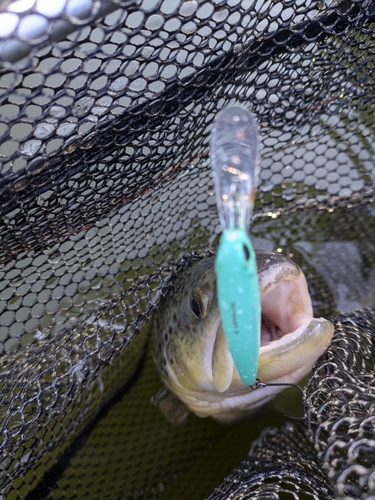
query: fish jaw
257 318 334 383
162 316 333 423
204 259 333 395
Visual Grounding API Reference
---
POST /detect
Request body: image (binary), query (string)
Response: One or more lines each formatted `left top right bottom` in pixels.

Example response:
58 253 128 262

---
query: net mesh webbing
208 309 375 500
1 0 375 498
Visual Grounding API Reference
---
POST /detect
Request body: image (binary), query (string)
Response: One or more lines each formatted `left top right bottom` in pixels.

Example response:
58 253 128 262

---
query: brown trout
153 251 334 423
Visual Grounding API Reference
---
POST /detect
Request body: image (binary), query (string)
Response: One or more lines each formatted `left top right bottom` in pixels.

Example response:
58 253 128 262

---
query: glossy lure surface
210 105 260 385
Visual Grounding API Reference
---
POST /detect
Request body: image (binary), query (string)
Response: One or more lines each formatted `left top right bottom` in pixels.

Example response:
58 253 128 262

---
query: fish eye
190 287 210 320
191 294 208 320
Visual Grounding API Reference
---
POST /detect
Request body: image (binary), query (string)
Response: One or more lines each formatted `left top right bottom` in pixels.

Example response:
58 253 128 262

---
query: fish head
154 256 220 392
153 251 334 423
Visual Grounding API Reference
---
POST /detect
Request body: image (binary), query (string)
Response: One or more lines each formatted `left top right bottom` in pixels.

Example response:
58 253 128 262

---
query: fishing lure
210 105 260 385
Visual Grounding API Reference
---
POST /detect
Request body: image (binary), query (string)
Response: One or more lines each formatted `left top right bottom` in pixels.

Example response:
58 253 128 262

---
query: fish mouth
260 273 313 347
255 250 314 347
255 255 333 384
211 252 334 392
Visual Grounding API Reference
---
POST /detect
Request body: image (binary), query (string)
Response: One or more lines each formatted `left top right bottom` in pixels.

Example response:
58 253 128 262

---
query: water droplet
22 139 42 156
109 76 128 94
73 97 94 117
56 122 76 137
34 122 55 139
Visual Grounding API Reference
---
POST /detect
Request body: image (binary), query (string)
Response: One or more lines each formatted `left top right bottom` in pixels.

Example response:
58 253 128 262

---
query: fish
152 251 334 424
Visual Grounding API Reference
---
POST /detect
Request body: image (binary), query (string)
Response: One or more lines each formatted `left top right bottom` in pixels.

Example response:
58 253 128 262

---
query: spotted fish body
153 251 334 423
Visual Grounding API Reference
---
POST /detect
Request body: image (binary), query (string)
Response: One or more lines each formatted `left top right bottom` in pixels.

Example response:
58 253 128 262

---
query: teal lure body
210 105 260 385
215 229 260 385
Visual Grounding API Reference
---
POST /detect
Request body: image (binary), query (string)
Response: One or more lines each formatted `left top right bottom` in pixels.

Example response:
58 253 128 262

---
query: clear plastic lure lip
210 105 260 231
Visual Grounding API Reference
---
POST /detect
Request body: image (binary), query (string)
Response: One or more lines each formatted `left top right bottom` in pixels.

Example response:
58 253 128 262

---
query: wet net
1 0 375 498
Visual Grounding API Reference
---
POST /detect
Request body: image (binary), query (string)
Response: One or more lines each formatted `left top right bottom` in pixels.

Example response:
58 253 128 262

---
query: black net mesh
306 309 375 500
208 309 375 500
1 0 375 498
207 423 334 500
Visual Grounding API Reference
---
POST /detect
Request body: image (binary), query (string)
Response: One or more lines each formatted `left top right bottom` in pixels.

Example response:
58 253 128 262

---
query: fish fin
153 386 190 426
212 324 233 393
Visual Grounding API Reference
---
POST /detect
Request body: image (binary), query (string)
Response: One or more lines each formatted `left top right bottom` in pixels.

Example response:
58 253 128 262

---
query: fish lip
205 256 316 387
256 250 299 274
257 317 334 383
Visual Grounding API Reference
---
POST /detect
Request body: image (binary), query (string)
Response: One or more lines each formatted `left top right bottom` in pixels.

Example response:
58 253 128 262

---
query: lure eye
191 296 204 319
243 244 250 261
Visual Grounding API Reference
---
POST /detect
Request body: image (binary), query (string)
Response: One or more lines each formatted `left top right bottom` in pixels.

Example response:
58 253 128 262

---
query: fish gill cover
0 0 375 498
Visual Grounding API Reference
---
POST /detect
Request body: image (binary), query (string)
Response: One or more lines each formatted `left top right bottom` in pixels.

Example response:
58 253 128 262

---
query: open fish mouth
211 251 333 393
259 264 313 347
254 251 333 384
